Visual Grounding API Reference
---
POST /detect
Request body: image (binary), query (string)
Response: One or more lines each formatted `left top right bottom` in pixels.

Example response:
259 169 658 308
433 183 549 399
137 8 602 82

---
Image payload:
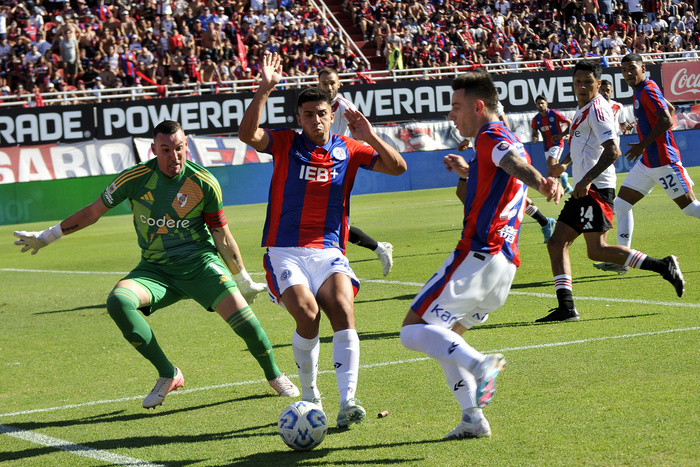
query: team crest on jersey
176 193 188 208
281 269 292 280
634 100 640 110
332 147 346 161
497 142 509 151
549 116 555 122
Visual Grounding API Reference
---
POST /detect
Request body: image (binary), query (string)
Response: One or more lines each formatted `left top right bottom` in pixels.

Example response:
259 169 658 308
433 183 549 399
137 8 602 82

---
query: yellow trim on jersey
112 164 152 188
194 170 223 204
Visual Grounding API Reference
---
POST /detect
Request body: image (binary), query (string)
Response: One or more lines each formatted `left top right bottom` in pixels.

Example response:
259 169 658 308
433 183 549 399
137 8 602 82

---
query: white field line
2 267 697 464
2 325 698 420
0 424 164 466
2 269 698 309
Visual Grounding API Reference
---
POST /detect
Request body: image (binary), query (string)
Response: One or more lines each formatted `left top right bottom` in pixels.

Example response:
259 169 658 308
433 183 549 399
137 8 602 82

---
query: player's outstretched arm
238 52 282 152
14 198 108 255
210 224 267 303
345 108 407 175
499 151 563 204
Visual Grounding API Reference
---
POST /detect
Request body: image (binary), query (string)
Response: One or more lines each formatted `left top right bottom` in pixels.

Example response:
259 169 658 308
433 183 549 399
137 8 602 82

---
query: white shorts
547 145 565 162
410 250 517 329
263 247 359 305
621 161 694 199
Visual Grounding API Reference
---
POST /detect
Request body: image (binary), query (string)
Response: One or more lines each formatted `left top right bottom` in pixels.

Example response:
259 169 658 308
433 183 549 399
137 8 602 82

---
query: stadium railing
0 51 695 108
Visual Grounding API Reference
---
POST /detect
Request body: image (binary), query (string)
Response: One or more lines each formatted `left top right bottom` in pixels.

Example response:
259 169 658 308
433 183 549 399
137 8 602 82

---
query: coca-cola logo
669 67 700 95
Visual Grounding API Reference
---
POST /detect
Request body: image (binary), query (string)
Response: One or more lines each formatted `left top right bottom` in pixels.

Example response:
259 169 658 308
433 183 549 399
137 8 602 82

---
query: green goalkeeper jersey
100 158 225 269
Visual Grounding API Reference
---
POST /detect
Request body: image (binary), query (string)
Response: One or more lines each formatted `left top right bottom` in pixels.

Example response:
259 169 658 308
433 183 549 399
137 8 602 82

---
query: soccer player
13 120 299 408
400 70 563 439
459 102 557 243
239 53 406 428
600 79 635 136
317 67 394 276
537 59 685 323
593 54 700 275
531 95 575 195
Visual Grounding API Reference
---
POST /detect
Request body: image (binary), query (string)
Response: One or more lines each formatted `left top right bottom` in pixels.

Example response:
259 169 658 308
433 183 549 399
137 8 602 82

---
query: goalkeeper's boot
593 262 629 274
268 373 300 397
143 367 184 409
444 410 491 440
475 354 506 409
337 398 366 428
375 242 394 276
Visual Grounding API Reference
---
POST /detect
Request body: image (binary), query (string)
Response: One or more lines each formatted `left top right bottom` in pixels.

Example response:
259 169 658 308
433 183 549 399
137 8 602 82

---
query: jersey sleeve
100 163 151 208
591 101 618 145
343 136 378 170
642 82 668 115
195 169 228 229
531 117 538 131
554 109 569 124
262 128 296 157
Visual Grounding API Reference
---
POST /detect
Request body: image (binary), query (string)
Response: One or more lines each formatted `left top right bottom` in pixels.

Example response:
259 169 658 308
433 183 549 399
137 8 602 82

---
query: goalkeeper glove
13 223 63 255
234 269 268 304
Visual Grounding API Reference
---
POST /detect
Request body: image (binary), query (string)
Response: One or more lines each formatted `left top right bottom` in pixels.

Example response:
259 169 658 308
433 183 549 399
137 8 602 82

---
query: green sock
107 287 175 378
226 306 281 381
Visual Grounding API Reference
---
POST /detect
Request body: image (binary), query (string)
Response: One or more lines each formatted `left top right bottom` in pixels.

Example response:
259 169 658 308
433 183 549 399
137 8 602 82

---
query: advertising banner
0 64 662 147
661 61 700 102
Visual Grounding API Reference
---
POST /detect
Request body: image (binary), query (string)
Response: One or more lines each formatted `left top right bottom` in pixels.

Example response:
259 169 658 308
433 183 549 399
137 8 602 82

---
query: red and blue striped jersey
633 78 681 167
261 129 378 253
531 109 569 150
457 122 529 266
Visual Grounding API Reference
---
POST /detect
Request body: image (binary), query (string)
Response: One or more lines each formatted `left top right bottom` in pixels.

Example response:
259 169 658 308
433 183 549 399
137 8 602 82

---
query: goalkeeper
13 120 299 408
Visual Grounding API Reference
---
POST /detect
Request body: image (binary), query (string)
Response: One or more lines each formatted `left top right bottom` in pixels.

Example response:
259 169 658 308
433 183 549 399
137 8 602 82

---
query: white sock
438 360 478 410
614 197 634 248
373 242 385 254
333 329 360 405
681 199 700 219
292 332 321 401
400 324 485 376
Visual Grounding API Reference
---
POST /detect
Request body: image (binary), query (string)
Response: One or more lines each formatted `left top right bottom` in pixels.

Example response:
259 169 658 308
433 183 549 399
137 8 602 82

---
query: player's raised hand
260 52 283 90
443 154 470 179
345 108 372 140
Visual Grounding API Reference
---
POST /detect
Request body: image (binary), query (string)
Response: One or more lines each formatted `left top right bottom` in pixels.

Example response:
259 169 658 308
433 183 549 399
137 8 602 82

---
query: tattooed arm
210 224 246 276
499 150 563 204
574 139 621 199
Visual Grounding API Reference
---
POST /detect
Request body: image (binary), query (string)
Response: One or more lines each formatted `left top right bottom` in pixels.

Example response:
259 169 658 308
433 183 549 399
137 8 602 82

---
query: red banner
662 61 700 102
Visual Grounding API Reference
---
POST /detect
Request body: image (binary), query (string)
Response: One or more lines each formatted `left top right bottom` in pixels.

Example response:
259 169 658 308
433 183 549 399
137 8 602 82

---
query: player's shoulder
188 160 221 188
335 94 357 110
112 159 155 187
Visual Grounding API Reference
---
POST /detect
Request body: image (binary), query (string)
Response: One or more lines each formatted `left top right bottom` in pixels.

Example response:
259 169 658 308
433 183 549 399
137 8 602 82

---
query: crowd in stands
1 0 700 101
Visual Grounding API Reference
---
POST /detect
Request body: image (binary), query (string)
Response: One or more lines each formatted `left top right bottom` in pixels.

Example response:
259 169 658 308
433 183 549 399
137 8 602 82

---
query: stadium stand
0 0 699 107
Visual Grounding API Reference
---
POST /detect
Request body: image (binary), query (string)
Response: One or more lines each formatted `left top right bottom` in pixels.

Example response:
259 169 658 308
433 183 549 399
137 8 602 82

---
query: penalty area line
0 423 165 467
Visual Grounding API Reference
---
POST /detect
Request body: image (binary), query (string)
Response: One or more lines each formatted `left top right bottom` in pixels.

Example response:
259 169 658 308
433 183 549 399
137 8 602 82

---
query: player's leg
215 293 299 397
538 217 581 322
268 248 323 403
583 233 685 298
282 284 323 403
106 277 184 408
525 198 556 243
316 272 366 427
439 361 491 439
349 225 393 276
401 251 511 412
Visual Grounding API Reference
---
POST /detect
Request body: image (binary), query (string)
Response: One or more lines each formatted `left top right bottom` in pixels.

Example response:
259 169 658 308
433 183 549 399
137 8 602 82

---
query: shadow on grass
35 304 107 314
1 412 442 466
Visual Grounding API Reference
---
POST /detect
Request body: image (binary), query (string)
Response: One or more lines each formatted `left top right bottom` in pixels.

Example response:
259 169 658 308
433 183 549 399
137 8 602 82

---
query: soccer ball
278 401 327 451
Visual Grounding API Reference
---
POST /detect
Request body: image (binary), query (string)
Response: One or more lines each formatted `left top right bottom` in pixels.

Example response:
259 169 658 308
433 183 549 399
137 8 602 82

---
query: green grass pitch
1 168 699 466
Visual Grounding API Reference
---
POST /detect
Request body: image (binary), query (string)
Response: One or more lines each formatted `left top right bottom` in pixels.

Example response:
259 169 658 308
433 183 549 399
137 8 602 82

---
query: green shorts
122 254 239 315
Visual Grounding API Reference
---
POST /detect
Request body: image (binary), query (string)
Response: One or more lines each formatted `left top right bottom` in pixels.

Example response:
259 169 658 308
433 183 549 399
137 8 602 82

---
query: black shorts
557 186 615 234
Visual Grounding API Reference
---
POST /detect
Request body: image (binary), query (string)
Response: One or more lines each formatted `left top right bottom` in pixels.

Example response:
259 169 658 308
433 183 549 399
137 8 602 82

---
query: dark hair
451 70 497 111
621 53 643 64
601 79 612 87
153 120 183 138
318 67 339 80
535 94 547 103
298 87 332 108
573 59 602 79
